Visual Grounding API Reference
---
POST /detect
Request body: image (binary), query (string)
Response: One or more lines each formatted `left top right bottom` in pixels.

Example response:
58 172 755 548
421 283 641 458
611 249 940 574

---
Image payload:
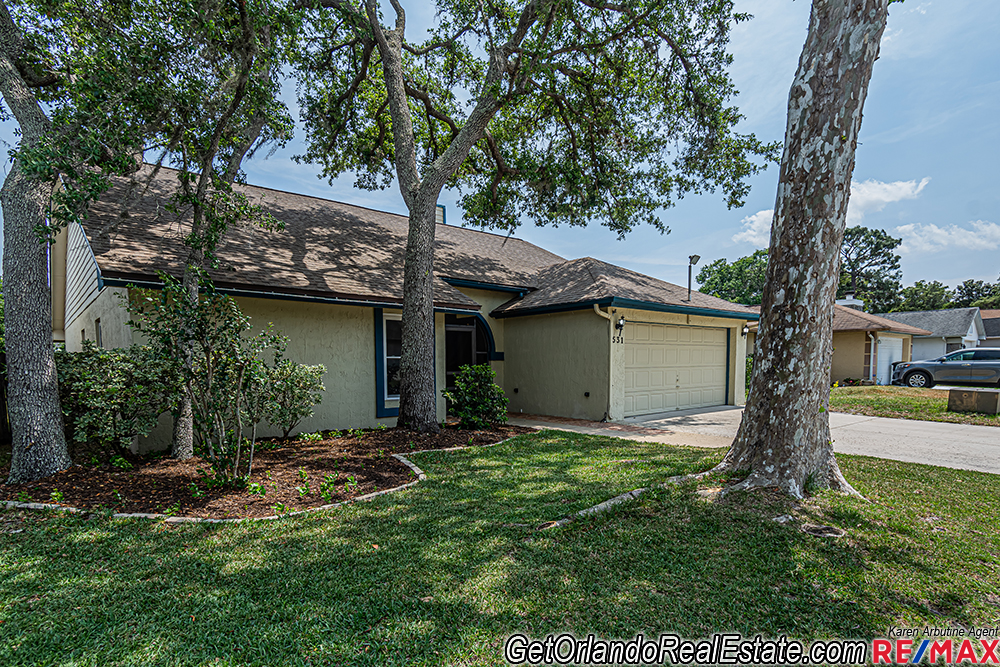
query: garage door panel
624 323 728 417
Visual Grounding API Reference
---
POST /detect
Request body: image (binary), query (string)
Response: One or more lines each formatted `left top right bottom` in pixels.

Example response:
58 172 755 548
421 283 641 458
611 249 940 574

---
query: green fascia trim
609 298 760 321
442 277 528 295
492 297 759 321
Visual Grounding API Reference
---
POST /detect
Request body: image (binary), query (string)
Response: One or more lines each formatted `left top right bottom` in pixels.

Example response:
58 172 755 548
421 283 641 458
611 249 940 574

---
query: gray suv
892 348 1000 388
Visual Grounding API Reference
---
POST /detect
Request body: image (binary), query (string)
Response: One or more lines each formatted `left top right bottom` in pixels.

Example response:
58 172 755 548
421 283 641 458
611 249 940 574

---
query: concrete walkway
509 406 1000 475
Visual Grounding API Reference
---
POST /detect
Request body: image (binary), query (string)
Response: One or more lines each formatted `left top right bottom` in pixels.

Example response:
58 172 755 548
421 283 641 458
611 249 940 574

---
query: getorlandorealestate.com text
503 633 868 666
503 628 1000 666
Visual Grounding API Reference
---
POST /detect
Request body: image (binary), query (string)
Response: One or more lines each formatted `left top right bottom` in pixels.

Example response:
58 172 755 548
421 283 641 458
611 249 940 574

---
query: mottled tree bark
363 0 533 431
1 1 72 483
716 0 888 497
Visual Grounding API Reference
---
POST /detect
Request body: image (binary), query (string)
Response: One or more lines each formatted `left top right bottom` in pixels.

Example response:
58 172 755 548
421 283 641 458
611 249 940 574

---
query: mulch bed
0 424 534 520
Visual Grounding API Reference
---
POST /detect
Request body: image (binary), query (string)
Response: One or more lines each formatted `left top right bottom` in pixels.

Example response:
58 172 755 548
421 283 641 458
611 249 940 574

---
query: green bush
441 364 508 430
55 342 181 455
266 359 326 438
127 276 286 483
745 355 753 396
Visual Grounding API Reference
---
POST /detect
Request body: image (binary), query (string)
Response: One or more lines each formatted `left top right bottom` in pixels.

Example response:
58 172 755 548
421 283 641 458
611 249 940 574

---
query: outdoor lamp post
687 254 700 302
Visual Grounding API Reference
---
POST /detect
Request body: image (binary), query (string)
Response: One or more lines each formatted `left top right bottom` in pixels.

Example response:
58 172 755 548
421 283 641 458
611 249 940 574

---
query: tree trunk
171 256 202 460
715 0 888 498
396 195 440 432
1 1 72 484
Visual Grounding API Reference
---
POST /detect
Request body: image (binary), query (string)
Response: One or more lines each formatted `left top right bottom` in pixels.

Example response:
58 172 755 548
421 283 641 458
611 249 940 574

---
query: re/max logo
873 639 1000 664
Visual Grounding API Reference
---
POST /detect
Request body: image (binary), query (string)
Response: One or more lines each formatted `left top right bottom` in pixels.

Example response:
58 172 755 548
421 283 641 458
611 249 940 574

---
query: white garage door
624 323 728 417
876 336 904 385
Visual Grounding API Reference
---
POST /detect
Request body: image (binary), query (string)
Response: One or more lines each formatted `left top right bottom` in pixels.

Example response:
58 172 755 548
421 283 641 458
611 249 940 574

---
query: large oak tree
714 0 890 497
1 0 292 481
295 0 778 431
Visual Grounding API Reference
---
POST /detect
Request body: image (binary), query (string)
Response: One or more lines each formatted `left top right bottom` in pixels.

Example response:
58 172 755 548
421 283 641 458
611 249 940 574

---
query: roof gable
832 305 931 335
873 307 983 339
491 257 758 318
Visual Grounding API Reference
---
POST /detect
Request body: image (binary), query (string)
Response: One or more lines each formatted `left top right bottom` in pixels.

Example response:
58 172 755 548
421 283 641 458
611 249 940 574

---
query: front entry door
446 326 475 388
445 314 491 388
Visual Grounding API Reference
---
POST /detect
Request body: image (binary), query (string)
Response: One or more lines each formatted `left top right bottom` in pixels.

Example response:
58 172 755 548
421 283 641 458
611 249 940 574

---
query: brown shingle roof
82 167 564 310
832 305 930 335
491 257 759 318
745 304 930 335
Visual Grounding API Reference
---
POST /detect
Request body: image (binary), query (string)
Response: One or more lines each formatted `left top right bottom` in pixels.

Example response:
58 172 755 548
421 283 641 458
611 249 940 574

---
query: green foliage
837 226 903 313
9 0 296 241
293 0 778 236
441 364 508 430
971 293 1000 309
745 355 753 396
697 250 769 305
952 279 998 309
895 280 954 312
268 360 326 439
54 342 181 454
125 275 287 483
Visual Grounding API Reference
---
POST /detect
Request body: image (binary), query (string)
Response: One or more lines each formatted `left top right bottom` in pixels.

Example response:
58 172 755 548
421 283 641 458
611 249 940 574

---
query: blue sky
3 0 998 291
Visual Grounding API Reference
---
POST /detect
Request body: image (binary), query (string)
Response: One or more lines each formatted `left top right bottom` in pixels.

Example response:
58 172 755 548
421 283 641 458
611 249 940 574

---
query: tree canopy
895 280 954 312
294 0 779 235
837 225 902 313
695 250 768 306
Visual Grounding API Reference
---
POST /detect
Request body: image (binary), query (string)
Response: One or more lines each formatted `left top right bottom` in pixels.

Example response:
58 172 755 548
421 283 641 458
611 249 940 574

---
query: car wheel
905 371 933 388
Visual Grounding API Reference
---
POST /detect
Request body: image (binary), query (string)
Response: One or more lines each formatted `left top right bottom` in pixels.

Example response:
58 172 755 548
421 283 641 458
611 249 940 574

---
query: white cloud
846 177 930 224
895 220 1000 253
731 178 931 247
732 209 774 246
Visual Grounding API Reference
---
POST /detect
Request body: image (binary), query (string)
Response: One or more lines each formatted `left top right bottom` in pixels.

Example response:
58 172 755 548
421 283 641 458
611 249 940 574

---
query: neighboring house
980 310 1000 347
827 306 929 385
745 305 930 385
50 168 757 448
873 308 986 359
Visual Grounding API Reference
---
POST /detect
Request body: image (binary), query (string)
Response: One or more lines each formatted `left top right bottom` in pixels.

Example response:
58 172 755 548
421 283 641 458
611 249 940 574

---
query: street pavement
509 405 1000 475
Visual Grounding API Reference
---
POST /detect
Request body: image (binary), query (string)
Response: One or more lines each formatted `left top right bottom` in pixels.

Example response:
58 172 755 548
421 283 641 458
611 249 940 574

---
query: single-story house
49 167 757 447
873 307 986 359
745 304 930 385
980 309 1000 347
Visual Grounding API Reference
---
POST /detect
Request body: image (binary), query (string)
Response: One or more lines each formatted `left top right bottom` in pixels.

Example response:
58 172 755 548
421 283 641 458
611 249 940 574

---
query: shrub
127 276 286 483
441 364 507 429
266 359 326 438
55 342 181 455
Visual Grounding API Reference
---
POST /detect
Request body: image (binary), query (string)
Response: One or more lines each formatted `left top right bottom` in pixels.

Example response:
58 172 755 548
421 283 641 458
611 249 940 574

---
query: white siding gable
64 222 101 327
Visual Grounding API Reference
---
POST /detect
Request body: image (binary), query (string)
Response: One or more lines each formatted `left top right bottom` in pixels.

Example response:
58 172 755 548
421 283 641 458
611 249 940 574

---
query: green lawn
830 385 1000 426
2 430 998 666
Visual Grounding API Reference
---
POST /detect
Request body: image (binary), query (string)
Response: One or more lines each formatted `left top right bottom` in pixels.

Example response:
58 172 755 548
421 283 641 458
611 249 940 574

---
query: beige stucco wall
831 331 867 382
504 309 611 421
504 306 749 421
69 290 450 452
608 308 748 418
64 287 136 352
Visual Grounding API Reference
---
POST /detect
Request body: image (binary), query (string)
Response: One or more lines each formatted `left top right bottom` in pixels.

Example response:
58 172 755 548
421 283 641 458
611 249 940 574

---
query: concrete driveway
510 406 1000 475
623 406 1000 475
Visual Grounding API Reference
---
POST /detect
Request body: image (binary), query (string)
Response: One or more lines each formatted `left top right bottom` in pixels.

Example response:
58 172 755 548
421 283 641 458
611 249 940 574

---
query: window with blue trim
383 313 402 399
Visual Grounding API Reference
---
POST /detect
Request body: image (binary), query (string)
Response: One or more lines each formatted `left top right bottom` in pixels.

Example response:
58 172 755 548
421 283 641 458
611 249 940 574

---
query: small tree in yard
442 364 508 430
712 0 890 498
267 360 326 439
127 276 288 483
